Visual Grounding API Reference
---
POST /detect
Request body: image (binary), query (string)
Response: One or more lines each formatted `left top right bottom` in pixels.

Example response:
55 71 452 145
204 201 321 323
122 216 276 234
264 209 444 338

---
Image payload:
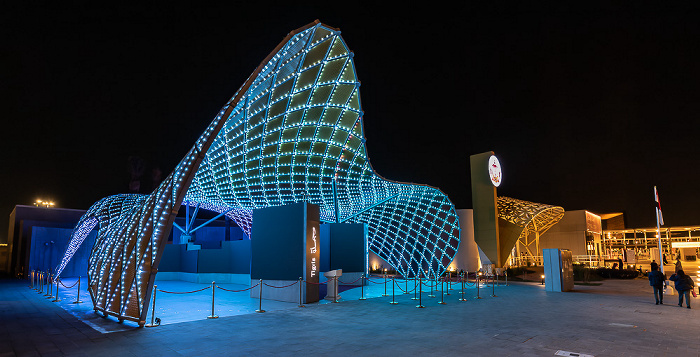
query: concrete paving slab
4 276 700 356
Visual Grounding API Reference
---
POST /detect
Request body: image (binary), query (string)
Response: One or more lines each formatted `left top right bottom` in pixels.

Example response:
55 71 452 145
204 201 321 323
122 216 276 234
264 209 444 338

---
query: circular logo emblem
488 155 502 187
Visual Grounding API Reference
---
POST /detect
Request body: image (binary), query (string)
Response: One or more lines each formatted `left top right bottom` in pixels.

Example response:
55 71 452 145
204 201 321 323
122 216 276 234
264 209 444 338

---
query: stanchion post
298 277 305 307
404 275 409 294
491 275 497 297
145 285 159 327
446 272 451 295
390 277 398 305
411 276 418 300
207 281 219 319
438 276 446 304
382 270 388 296
332 276 339 303
38 272 42 293
505 270 508 286
255 279 265 313
416 273 425 308
45 274 53 298
428 272 435 298
73 276 83 304
359 273 366 300
52 278 61 302
476 274 482 299
458 273 466 301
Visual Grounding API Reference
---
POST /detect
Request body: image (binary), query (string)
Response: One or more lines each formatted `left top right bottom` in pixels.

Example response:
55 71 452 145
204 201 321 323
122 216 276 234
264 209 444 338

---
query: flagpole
656 207 664 274
654 186 664 274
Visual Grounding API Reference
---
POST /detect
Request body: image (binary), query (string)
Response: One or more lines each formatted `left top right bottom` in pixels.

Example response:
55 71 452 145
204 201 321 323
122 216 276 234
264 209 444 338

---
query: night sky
3 3 700 242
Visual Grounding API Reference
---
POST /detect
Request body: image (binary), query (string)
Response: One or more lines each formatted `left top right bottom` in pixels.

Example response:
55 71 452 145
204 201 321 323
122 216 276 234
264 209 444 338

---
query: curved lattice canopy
56 21 461 324
498 196 565 234
497 196 564 265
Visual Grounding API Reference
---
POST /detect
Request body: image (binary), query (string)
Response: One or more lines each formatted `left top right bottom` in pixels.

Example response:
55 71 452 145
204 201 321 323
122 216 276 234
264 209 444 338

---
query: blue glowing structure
56 21 460 324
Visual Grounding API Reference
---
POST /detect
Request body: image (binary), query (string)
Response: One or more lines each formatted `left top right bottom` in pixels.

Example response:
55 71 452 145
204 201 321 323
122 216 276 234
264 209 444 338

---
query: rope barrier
263 280 299 289
365 277 385 284
216 283 260 293
302 279 328 285
337 276 363 285
463 275 477 287
59 279 80 289
156 286 211 294
421 280 436 288
395 281 417 293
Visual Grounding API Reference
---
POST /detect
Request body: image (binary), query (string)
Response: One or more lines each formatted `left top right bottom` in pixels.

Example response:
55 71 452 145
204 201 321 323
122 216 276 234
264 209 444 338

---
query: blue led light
56 22 460 323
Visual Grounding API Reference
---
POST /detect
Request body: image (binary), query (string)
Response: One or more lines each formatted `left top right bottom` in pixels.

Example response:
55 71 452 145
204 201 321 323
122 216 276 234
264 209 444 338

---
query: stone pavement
1 277 699 357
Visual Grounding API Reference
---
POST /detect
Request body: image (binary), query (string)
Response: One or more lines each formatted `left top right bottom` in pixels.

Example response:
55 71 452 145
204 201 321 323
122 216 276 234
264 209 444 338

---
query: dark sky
2 2 700 242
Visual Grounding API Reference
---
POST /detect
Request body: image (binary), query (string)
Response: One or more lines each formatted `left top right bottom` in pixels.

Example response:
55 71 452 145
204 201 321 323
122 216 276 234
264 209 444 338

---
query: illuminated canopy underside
56 21 460 323
497 196 565 265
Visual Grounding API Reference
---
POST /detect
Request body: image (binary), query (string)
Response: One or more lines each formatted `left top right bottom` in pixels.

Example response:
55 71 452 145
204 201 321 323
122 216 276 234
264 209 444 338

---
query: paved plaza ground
1 274 700 357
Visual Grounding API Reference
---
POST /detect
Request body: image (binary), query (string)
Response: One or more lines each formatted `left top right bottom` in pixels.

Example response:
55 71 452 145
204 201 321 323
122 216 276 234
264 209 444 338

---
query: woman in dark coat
648 262 666 305
670 269 694 308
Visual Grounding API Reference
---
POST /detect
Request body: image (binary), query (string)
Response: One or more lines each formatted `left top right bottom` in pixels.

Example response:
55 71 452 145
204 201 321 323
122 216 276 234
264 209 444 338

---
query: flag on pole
654 186 664 226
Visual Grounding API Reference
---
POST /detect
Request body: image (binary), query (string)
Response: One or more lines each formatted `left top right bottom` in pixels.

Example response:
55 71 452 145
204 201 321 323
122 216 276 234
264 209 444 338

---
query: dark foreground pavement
1 278 699 357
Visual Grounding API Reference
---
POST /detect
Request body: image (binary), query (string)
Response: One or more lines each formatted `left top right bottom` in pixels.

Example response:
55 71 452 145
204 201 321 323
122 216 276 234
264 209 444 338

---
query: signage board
305 204 320 302
488 155 502 187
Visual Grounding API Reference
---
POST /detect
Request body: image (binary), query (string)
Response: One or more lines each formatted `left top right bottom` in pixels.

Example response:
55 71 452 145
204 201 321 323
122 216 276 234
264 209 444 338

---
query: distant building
4 205 88 277
539 210 603 263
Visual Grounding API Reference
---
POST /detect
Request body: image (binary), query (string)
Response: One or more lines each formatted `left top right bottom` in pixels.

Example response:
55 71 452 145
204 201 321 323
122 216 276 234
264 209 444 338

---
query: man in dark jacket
670 269 694 308
648 262 666 305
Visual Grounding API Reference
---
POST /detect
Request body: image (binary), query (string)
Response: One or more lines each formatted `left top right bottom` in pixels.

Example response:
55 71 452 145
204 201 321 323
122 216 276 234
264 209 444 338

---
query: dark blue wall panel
158 245 182 272
181 247 199 273
320 224 331 272
250 203 305 280
29 227 96 277
329 223 367 272
159 240 251 274
226 240 251 274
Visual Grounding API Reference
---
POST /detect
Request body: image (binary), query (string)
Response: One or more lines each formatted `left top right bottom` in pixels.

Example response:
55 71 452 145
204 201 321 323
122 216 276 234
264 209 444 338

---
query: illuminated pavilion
497 196 565 266
55 21 461 325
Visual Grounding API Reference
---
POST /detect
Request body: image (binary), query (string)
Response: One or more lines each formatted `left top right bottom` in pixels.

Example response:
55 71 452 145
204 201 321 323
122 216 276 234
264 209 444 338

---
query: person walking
670 269 694 309
648 262 666 305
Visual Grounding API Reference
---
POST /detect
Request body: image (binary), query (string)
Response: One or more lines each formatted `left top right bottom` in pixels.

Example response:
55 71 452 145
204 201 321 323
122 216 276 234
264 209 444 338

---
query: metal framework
604 226 700 260
497 196 564 265
55 21 460 324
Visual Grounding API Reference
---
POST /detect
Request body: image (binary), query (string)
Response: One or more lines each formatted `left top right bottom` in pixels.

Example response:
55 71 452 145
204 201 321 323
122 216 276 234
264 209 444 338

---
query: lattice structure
56 21 461 324
498 196 564 265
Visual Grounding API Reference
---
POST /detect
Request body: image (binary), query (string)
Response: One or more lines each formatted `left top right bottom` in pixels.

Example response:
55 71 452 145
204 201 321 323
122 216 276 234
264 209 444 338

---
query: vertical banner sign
470 151 501 267
305 204 321 303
